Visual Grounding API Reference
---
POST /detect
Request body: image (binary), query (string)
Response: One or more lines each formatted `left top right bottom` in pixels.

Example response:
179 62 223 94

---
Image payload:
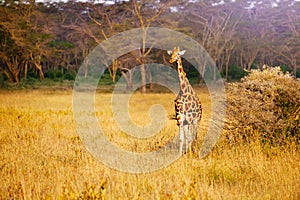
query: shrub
27 70 39 79
63 71 76 80
225 66 300 145
296 69 300 78
44 69 58 79
227 65 248 81
0 72 5 86
44 69 75 81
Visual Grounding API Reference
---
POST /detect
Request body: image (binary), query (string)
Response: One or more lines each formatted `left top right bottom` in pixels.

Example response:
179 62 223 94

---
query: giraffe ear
167 50 172 55
178 50 186 56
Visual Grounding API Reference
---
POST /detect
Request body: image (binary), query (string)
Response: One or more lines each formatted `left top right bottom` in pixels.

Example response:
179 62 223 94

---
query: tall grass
0 88 299 199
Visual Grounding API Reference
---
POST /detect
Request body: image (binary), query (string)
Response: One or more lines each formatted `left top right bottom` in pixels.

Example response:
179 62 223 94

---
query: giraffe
167 47 202 155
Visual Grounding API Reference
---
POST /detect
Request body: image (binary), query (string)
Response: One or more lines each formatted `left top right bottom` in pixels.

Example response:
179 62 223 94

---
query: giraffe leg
192 120 198 140
186 124 194 154
179 125 184 155
177 109 185 155
182 124 189 154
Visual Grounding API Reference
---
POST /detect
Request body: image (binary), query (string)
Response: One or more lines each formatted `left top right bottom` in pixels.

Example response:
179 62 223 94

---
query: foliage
226 65 248 81
297 69 300 78
48 41 75 49
44 69 76 81
0 72 5 86
225 66 300 145
1 0 300 86
44 69 63 80
64 71 76 81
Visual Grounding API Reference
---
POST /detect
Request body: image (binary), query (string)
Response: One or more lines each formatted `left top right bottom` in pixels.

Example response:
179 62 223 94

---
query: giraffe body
168 47 202 155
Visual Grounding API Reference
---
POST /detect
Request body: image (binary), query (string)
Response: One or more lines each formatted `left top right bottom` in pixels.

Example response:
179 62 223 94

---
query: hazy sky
34 0 300 6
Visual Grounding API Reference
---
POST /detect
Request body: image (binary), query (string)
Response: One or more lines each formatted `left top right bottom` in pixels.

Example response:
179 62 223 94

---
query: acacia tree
0 1 54 84
223 40 236 79
270 1 300 77
229 0 300 75
131 0 175 92
2 0 300 86
184 1 239 81
0 28 23 83
74 0 176 91
62 2 126 79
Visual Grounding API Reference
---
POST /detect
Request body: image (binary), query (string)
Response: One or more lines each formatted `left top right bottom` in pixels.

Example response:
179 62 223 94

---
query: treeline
0 0 299 88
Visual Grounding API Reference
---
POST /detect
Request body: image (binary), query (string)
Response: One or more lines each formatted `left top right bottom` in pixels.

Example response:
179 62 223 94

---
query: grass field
0 87 299 199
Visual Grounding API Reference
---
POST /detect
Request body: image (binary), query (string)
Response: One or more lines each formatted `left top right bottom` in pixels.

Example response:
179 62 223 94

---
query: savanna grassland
0 86 299 199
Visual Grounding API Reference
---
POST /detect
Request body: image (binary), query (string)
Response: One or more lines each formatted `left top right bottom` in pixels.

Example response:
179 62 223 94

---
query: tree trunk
24 61 28 80
121 69 133 91
140 63 147 93
292 58 297 78
33 62 44 80
213 64 217 81
84 59 88 78
147 66 153 90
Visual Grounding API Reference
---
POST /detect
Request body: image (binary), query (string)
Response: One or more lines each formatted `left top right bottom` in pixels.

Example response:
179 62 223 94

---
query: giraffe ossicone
167 49 186 56
168 47 202 156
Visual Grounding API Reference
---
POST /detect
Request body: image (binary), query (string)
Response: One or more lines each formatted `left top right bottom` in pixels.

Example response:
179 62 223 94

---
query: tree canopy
1 0 299 87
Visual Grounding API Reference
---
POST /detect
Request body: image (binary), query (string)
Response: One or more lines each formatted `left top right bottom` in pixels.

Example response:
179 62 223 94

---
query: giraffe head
167 47 186 64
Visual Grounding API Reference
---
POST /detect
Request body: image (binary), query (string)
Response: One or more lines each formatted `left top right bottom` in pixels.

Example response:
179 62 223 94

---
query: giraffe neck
177 58 188 91
177 58 185 76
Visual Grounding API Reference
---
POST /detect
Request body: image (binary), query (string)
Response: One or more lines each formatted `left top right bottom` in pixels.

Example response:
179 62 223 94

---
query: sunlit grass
0 88 299 199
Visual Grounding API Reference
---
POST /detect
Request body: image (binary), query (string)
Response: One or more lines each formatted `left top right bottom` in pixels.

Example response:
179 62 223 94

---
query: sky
35 0 129 4
18 0 300 7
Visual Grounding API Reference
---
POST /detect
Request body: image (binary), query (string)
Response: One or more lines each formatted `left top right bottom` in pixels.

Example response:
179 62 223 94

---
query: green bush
0 72 5 86
44 69 75 81
279 65 290 73
44 69 57 79
26 70 39 79
187 66 200 84
227 65 248 81
225 66 300 145
296 69 300 78
63 71 76 80
280 65 300 78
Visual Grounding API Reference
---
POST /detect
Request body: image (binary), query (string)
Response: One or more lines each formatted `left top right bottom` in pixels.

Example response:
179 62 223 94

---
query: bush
63 71 76 80
26 70 39 79
227 65 248 81
44 69 59 79
296 69 300 78
225 66 300 145
44 69 75 81
0 72 5 86
279 65 290 73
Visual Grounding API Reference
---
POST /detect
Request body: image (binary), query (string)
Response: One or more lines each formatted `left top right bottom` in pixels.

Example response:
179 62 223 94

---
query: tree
0 1 54 84
270 1 300 77
131 0 175 92
183 1 240 81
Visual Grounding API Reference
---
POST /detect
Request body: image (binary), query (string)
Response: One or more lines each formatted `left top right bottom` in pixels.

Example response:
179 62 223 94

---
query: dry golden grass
0 88 299 199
